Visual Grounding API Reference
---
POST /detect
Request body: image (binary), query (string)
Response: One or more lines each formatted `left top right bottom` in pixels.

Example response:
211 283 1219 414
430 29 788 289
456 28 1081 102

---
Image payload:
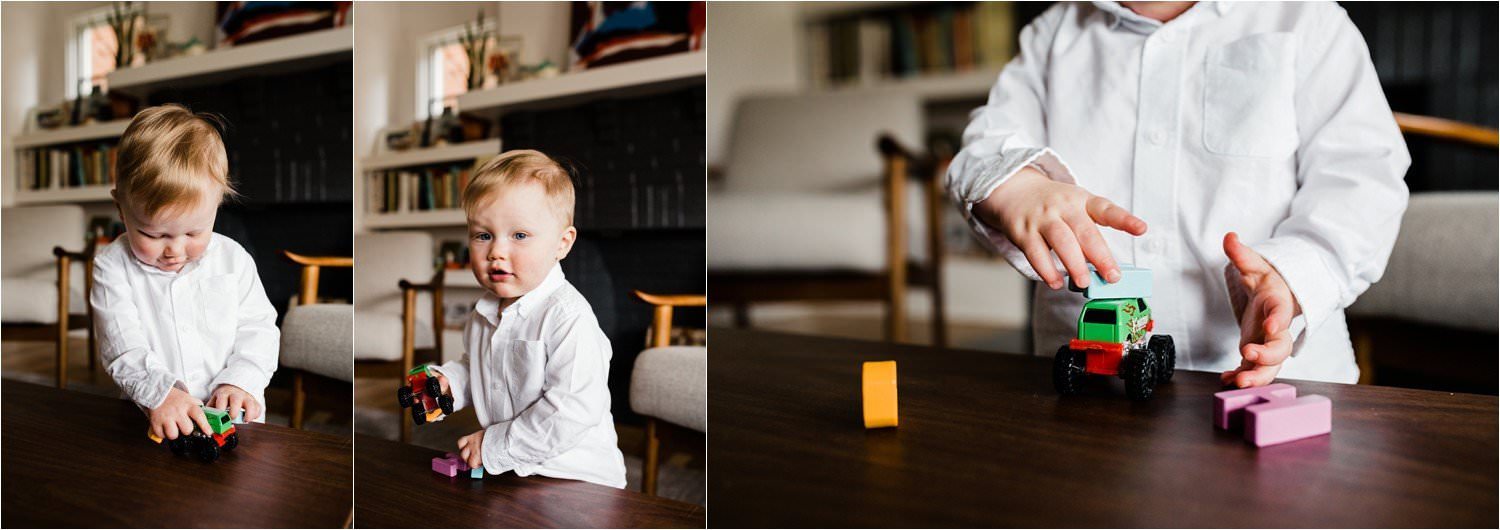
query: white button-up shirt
91 233 280 412
947 1 1410 383
435 264 627 489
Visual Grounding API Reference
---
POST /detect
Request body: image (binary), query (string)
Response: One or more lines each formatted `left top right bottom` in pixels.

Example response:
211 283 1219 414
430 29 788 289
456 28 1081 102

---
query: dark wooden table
1 380 352 527
353 434 705 528
708 328 1499 527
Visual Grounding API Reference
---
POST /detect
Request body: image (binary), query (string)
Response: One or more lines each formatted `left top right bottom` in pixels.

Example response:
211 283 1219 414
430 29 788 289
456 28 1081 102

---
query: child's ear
556 226 577 261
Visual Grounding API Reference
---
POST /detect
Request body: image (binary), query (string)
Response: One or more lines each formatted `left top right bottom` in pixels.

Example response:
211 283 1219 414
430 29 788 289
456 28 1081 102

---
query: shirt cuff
1249 237 1341 346
481 421 518 474
134 372 183 411
209 363 271 403
430 361 469 412
957 147 1078 281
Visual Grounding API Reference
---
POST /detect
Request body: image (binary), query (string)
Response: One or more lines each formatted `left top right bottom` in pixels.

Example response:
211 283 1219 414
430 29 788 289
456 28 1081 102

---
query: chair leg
643 418 660 496
292 371 306 429
732 302 751 328
56 255 70 390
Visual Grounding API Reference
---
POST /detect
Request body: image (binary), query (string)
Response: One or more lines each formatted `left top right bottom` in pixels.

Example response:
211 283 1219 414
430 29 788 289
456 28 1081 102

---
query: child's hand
973 166 1148 290
434 373 450 394
209 384 262 422
457 429 484 470
1221 232 1302 388
149 387 213 441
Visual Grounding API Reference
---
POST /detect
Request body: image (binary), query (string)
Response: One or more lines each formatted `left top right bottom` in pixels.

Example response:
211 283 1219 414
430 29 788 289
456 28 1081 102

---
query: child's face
467 181 577 307
116 194 218 273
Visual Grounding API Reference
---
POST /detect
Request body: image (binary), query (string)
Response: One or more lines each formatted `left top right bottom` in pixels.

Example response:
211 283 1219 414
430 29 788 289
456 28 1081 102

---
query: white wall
704 2 806 167
3 1 226 208
352 1 573 233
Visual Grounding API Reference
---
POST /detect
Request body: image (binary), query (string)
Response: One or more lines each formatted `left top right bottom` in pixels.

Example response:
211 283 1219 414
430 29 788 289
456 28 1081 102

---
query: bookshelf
10 120 131 205
107 26 353 96
12 120 130 149
803 2 1015 99
359 139 500 229
361 139 500 172
456 50 706 122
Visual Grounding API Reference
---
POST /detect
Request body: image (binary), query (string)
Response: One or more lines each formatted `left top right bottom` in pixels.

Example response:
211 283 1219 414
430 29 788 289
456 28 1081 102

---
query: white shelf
13 120 130 149
12 186 114 205
108 27 353 96
363 209 465 229
457 50 705 120
360 139 501 171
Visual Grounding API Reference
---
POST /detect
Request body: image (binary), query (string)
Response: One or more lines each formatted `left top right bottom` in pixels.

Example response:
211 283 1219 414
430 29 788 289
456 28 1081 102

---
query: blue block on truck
1068 265 1152 299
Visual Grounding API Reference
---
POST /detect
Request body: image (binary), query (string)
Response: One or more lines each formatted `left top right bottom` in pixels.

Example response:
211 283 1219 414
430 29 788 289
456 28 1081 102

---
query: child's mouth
489 270 513 282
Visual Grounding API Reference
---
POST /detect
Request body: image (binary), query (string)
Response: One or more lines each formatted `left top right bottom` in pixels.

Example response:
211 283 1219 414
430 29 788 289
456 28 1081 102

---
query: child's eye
473 233 492 242
513 232 528 241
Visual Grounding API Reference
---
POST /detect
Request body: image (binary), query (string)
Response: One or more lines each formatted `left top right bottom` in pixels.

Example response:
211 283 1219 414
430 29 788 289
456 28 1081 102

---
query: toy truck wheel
438 394 455 414
397 386 414 408
1149 335 1175 384
223 433 238 451
168 437 188 456
1122 349 1158 401
411 406 427 426
426 377 443 399
197 439 221 463
1052 346 1086 395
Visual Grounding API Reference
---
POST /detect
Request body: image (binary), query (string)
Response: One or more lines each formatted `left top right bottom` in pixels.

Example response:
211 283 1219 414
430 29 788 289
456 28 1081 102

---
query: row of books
809 2 1016 86
366 161 483 214
19 143 119 191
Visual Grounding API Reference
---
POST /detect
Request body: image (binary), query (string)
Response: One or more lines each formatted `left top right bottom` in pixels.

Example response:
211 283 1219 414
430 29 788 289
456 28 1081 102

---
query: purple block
1213 383 1297 430
1245 395 1332 447
432 455 460 477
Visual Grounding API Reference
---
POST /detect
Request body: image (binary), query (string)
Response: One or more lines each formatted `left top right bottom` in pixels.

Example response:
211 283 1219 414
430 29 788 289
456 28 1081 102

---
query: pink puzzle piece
1213 383 1331 447
431 452 471 477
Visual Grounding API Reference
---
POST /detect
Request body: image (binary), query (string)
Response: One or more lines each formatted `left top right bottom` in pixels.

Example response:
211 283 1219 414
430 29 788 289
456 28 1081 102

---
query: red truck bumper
1070 339 1124 376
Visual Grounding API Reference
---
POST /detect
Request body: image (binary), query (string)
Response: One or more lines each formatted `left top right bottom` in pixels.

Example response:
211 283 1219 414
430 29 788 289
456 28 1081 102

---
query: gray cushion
629 346 707 432
1349 191 1498 332
723 93 924 193
352 309 433 362
2 206 88 324
280 303 354 381
1 277 84 323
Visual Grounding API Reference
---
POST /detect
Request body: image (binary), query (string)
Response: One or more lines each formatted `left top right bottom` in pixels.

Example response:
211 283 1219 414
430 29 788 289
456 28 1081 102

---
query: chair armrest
877 134 948 181
1395 112 1499 149
633 291 706 308
283 250 353 269
397 269 445 292
52 242 95 262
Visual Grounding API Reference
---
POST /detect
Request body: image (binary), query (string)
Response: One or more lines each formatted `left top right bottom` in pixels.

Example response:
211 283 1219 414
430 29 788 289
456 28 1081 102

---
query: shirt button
1158 28 1176 43
1147 238 1167 253
1148 130 1166 145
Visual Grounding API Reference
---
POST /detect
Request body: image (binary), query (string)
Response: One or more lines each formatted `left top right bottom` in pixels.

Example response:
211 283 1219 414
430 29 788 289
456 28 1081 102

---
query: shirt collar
475 263 566 324
1092 1 1231 33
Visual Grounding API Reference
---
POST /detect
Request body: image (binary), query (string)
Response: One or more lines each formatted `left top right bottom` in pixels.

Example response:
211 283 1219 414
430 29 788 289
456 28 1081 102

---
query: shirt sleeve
945 5 1082 282
1250 4 1410 351
482 309 612 472
209 250 281 405
91 249 179 411
431 317 474 412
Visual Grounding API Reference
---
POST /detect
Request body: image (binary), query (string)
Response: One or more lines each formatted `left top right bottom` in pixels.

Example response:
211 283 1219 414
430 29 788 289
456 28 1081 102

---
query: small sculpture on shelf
106 2 143 69
460 10 493 90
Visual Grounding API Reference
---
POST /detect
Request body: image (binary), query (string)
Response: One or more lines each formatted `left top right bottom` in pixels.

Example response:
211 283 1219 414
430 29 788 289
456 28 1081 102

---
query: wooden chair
50 243 98 389
1345 113 1499 392
351 231 444 442
706 93 950 346
629 290 707 496
282 251 354 429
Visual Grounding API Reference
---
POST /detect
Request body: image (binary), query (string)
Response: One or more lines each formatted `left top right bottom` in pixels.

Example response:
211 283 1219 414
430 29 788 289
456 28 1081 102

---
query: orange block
426 409 444 422
862 360 899 428
147 429 163 444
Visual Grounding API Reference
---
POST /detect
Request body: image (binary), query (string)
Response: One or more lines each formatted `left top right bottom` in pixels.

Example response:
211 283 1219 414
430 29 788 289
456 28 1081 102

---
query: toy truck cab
1053 266 1176 400
165 405 239 462
397 364 454 425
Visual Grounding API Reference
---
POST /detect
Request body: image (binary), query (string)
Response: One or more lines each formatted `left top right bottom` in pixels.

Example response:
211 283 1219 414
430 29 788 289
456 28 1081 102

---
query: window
1082 308 1116 325
68 7 120 97
415 21 508 119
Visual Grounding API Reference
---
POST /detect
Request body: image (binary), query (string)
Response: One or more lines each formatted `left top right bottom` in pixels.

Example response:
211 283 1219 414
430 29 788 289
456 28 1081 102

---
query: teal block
470 467 484 479
1068 265 1152 299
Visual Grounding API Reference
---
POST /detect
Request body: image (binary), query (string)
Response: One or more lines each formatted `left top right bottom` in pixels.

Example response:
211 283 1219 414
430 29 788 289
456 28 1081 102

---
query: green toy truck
158 406 239 463
1053 269 1176 400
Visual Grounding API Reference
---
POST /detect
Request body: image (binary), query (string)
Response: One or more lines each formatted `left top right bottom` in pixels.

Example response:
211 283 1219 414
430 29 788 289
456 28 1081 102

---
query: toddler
948 2 1410 387
430 150 627 488
92 104 279 440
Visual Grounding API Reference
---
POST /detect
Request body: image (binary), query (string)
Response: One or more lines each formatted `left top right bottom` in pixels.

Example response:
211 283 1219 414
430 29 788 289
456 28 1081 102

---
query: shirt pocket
499 339 547 409
196 274 240 353
1203 32 1299 158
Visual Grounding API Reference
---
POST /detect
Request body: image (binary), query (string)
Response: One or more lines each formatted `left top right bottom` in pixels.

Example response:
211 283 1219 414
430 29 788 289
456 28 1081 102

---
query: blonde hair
115 104 236 217
462 149 575 226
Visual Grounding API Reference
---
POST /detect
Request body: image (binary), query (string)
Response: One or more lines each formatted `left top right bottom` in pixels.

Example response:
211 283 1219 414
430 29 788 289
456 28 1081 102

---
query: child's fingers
466 451 483 470
1018 237 1063 290
457 435 470 450
227 394 245 422
163 421 180 441
1222 232 1270 277
175 414 195 438
1085 196 1147 236
1260 290 1294 337
189 405 213 435
1068 218 1121 283
1041 223 1090 289
246 397 263 421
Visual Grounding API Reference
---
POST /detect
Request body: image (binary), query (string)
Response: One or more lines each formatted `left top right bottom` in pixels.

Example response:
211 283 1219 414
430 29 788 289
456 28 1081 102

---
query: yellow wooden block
147 429 163 444
426 409 444 422
862 360 899 428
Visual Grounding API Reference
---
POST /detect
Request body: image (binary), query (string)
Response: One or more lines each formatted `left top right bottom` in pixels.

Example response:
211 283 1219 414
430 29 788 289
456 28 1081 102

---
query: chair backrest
2 205 87 280
722 92 924 193
353 231 435 315
1348 191 1499 332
